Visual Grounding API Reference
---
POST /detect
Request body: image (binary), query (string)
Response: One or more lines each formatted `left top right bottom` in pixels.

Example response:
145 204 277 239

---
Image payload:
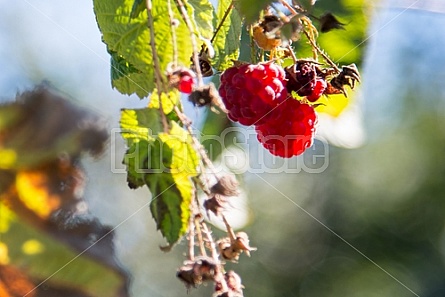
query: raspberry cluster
219 63 317 157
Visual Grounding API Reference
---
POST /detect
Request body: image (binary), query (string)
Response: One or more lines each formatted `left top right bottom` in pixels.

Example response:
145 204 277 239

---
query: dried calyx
211 175 240 197
205 175 240 216
218 232 257 262
214 271 244 297
329 64 361 95
204 194 227 217
285 60 361 99
188 83 220 107
177 256 218 289
319 12 345 33
191 46 214 77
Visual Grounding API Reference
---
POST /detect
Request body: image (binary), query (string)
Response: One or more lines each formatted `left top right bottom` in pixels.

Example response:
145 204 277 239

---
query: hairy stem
201 222 218 261
188 216 195 260
302 22 340 72
146 0 169 132
222 214 236 243
173 105 219 182
195 216 207 256
287 44 298 63
175 0 204 86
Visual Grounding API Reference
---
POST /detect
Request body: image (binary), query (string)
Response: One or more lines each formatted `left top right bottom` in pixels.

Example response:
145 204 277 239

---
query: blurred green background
2 0 445 296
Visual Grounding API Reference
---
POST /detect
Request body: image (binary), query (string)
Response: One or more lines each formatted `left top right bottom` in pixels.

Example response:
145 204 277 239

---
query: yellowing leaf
316 92 351 118
148 89 180 115
0 88 129 297
121 108 200 245
148 122 199 245
120 108 161 145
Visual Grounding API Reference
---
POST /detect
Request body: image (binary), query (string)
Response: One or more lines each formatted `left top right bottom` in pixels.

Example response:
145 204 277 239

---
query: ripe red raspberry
219 63 288 126
306 78 327 102
178 75 194 94
256 99 317 157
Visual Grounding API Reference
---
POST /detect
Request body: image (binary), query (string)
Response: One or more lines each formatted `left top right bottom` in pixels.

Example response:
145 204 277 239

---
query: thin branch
175 0 204 86
211 1 233 43
201 222 218 261
302 23 339 72
173 105 219 181
188 216 195 261
222 214 236 243
195 216 207 256
287 44 298 63
201 222 229 292
280 0 304 17
167 0 178 67
146 0 169 132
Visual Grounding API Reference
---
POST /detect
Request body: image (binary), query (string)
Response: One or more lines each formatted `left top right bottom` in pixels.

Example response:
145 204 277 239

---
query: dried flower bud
204 195 227 217
190 45 214 77
233 232 257 257
217 232 256 262
210 175 239 197
214 271 244 297
218 237 241 262
177 256 218 289
319 12 345 33
329 64 361 96
225 271 244 294
188 83 220 107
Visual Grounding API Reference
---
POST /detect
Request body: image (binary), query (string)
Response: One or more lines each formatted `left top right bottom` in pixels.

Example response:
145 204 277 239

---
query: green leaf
94 0 215 98
148 89 180 115
188 0 215 40
110 50 141 81
120 107 200 245
212 0 242 71
236 0 271 24
148 122 199 245
124 140 151 189
130 0 146 18
94 0 190 98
